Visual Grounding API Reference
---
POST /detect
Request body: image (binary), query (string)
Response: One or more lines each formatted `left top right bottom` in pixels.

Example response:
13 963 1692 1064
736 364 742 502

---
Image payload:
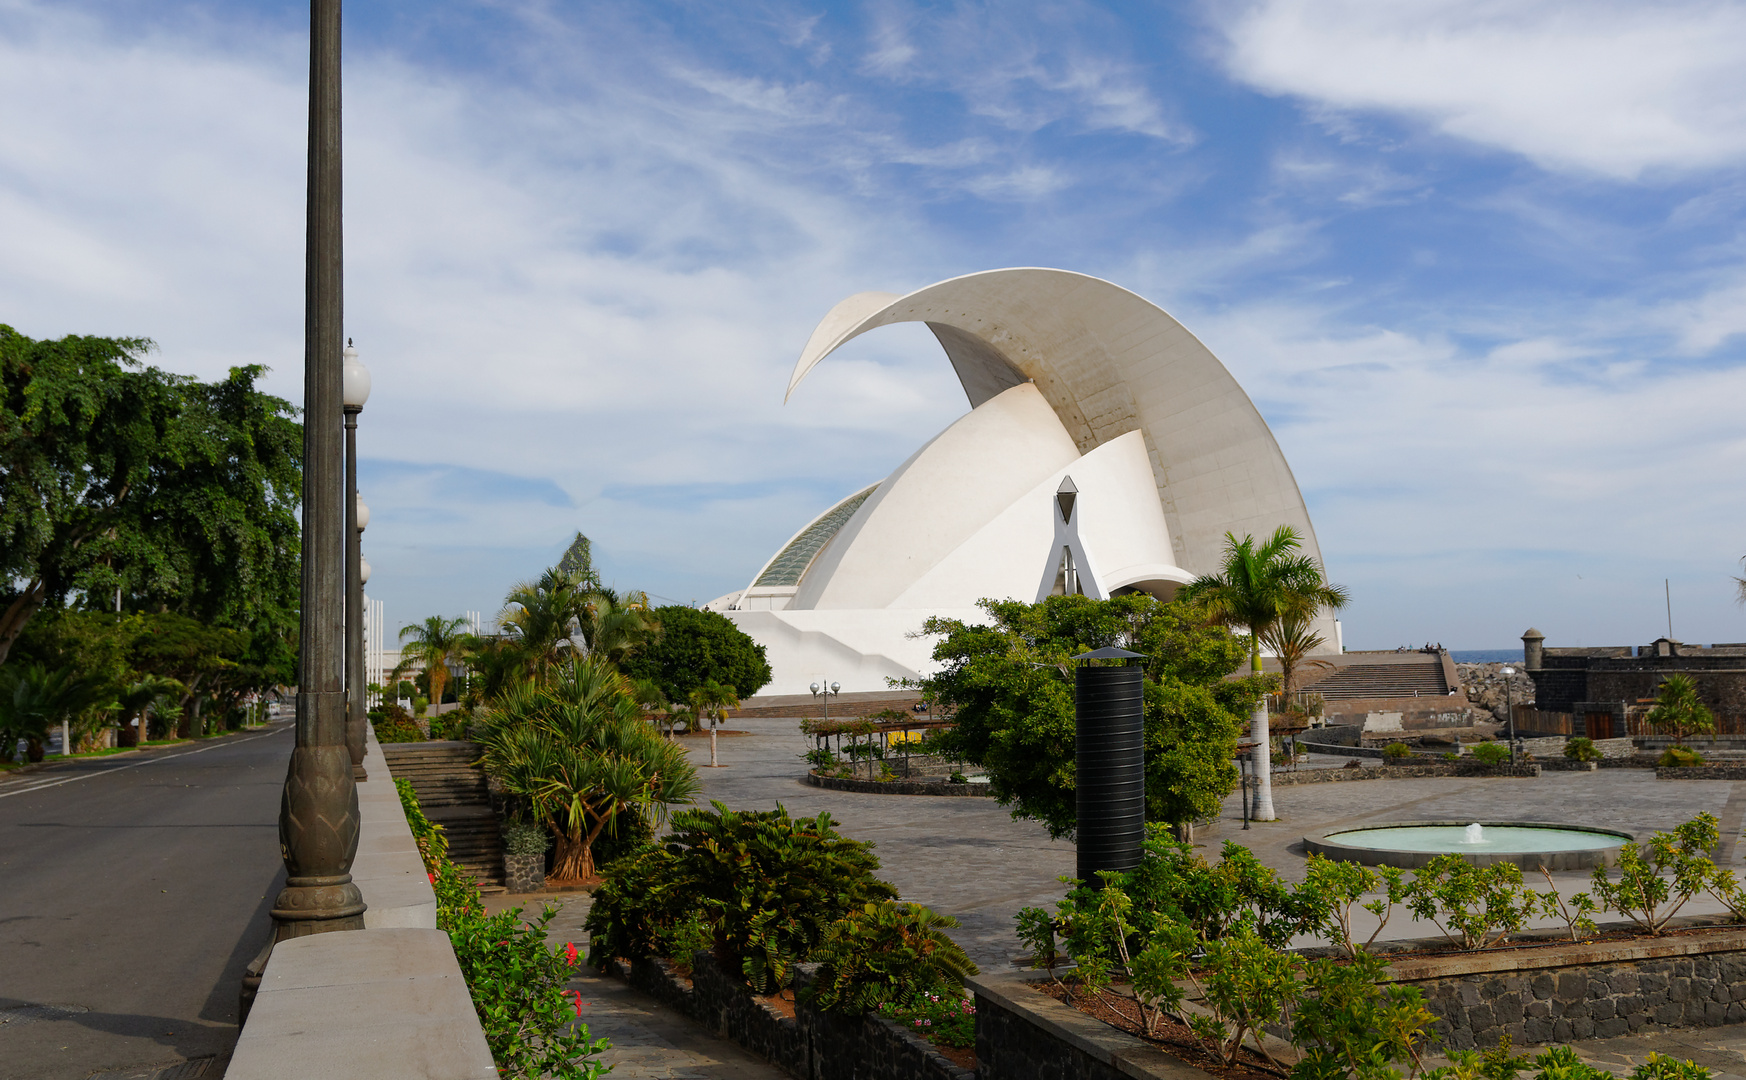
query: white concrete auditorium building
707 268 1339 696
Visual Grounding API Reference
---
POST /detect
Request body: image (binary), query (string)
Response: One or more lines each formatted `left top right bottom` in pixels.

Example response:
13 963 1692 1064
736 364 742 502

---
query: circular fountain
1303 821 1634 870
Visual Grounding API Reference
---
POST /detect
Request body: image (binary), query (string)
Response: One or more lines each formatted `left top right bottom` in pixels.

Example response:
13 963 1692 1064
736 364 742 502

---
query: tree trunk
0 579 47 665
709 725 718 766
1250 646 1276 821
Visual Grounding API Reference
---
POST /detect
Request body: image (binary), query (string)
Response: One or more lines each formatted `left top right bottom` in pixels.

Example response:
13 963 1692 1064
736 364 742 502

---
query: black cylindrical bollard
1076 662 1145 884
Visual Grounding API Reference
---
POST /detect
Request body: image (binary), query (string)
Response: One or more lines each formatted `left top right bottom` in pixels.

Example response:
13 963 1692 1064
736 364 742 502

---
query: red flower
427 872 436 884
566 942 579 965
570 990 583 1017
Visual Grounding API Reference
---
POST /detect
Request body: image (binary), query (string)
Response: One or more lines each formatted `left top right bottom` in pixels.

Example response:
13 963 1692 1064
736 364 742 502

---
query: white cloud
1215 0 1746 179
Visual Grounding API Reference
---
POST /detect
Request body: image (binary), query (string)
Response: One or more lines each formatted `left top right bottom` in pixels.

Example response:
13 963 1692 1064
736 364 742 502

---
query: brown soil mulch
1035 981 1286 1080
930 1042 975 1070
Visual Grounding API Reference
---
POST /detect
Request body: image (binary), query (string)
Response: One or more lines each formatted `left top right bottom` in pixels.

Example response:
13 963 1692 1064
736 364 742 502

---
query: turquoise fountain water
1323 822 1622 854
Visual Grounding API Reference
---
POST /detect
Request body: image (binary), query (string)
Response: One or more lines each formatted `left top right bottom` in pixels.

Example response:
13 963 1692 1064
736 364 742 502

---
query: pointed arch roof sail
785 267 1322 577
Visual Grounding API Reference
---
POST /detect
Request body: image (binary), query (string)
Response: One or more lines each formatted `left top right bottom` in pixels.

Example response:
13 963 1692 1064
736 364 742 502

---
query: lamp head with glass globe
341 338 371 412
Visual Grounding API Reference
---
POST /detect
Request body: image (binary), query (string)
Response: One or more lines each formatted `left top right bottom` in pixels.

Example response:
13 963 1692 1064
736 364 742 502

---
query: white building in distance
708 268 1337 695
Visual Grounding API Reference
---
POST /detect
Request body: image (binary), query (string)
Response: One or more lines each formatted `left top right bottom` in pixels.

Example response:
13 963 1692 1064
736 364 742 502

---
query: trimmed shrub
1659 746 1706 768
1564 737 1603 762
1381 742 1411 760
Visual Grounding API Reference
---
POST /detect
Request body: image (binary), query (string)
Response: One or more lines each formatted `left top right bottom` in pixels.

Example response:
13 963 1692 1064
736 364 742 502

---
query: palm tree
579 592 660 665
117 674 184 746
688 681 740 767
1646 673 1716 748
1263 609 1324 710
0 664 116 762
1181 526 1349 820
478 656 699 884
630 677 670 737
498 568 592 678
396 616 472 715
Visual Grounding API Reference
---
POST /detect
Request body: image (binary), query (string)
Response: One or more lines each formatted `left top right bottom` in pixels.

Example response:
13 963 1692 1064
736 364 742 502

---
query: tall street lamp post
273 0 364 942
343 341 371 781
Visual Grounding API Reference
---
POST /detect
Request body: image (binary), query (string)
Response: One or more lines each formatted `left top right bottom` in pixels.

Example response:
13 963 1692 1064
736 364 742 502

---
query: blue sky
4 0 1746 650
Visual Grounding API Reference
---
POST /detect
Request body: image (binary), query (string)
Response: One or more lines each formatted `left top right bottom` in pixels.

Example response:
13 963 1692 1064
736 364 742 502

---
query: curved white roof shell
716 268 1332 694
786 267 1323 578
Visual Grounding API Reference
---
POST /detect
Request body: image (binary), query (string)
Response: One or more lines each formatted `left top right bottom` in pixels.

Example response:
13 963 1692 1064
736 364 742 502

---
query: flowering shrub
397 777 608 1078
877 991 976 1049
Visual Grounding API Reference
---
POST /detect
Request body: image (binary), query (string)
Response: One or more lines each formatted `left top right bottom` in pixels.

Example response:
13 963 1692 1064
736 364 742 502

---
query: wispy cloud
1214 0 1746 180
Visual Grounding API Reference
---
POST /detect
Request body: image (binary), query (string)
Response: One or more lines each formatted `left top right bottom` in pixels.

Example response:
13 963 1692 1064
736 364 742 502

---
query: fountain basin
1303 820 1634 871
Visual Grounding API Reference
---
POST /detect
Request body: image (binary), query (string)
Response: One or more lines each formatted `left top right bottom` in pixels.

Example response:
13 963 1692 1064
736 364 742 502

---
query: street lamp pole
1502 666 1517 765
343 341 371 781
274 0 364 942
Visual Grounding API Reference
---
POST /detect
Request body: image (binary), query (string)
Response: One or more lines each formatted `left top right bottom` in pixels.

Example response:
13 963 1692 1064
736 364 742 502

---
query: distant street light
343 341 371 781
811 680 844 772
1502 665 1517 765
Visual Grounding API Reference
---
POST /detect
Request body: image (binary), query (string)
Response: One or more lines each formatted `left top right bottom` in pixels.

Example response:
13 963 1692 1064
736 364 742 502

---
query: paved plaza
489 719 1746 1078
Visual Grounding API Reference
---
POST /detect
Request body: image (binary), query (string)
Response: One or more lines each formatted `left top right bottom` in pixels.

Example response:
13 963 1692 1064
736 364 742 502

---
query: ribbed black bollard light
1074 647 1146 885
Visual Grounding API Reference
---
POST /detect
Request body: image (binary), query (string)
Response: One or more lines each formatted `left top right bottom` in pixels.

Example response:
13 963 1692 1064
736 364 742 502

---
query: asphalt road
0 723 292 1080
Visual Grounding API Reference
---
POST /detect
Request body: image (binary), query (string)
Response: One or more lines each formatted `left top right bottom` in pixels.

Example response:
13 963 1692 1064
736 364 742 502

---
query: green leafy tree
918 594 1261 838
1180 526 1349 819
1646 674 1716 747
619 605 772 702
0 328 299 673
131 612 247 737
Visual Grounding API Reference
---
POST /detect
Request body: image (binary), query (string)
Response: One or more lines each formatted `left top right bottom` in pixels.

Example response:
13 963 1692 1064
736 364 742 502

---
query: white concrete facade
711 268 1334 696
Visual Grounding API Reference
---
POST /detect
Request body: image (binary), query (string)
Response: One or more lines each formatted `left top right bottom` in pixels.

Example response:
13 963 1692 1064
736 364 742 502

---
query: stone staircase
1301 659 1450 700
381 740 505 893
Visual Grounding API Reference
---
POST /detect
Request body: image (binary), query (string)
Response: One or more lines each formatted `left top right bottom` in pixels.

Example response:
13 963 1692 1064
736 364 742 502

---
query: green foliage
1659 746 1706 767
372 704 424 743
1535 868 1600 941
1194 925 1302 1069
0 330 299 697
586 802 898 994
1647 674 1716 746
1630 1053 1713 1080
1563 737 1603 762
1296 854 1408 958
395 778 610 1078
479 656 699 883
1521 1045 1612 1080
808 900 979 1013
447 905 610 1079
1470 742 1510 766
1589 812 1720 934
1405 855 1534 950
876 991 976 1049
0 661 115 761
1290 951 1438 1080
503 819 551 857
917 594 1260 837
619 604 772 702
1382 742 1411 760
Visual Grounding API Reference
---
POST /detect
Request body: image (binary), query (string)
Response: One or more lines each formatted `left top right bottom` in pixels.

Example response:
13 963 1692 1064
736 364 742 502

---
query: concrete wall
227 728 495 1080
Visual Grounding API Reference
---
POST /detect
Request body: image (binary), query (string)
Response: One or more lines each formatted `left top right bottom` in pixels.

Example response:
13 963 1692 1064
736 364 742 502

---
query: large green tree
1180 527 1348 821
0 326 300 679
396 616 473 710
619 605 771 703
918 593 1265 838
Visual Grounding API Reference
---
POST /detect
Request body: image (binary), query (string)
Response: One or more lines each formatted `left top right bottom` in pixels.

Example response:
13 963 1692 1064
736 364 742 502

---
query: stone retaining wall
1272 762 1540 784
1656 765 1746 780
1385 925 1746 1050
805 771 994 797
606 951 973 1080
